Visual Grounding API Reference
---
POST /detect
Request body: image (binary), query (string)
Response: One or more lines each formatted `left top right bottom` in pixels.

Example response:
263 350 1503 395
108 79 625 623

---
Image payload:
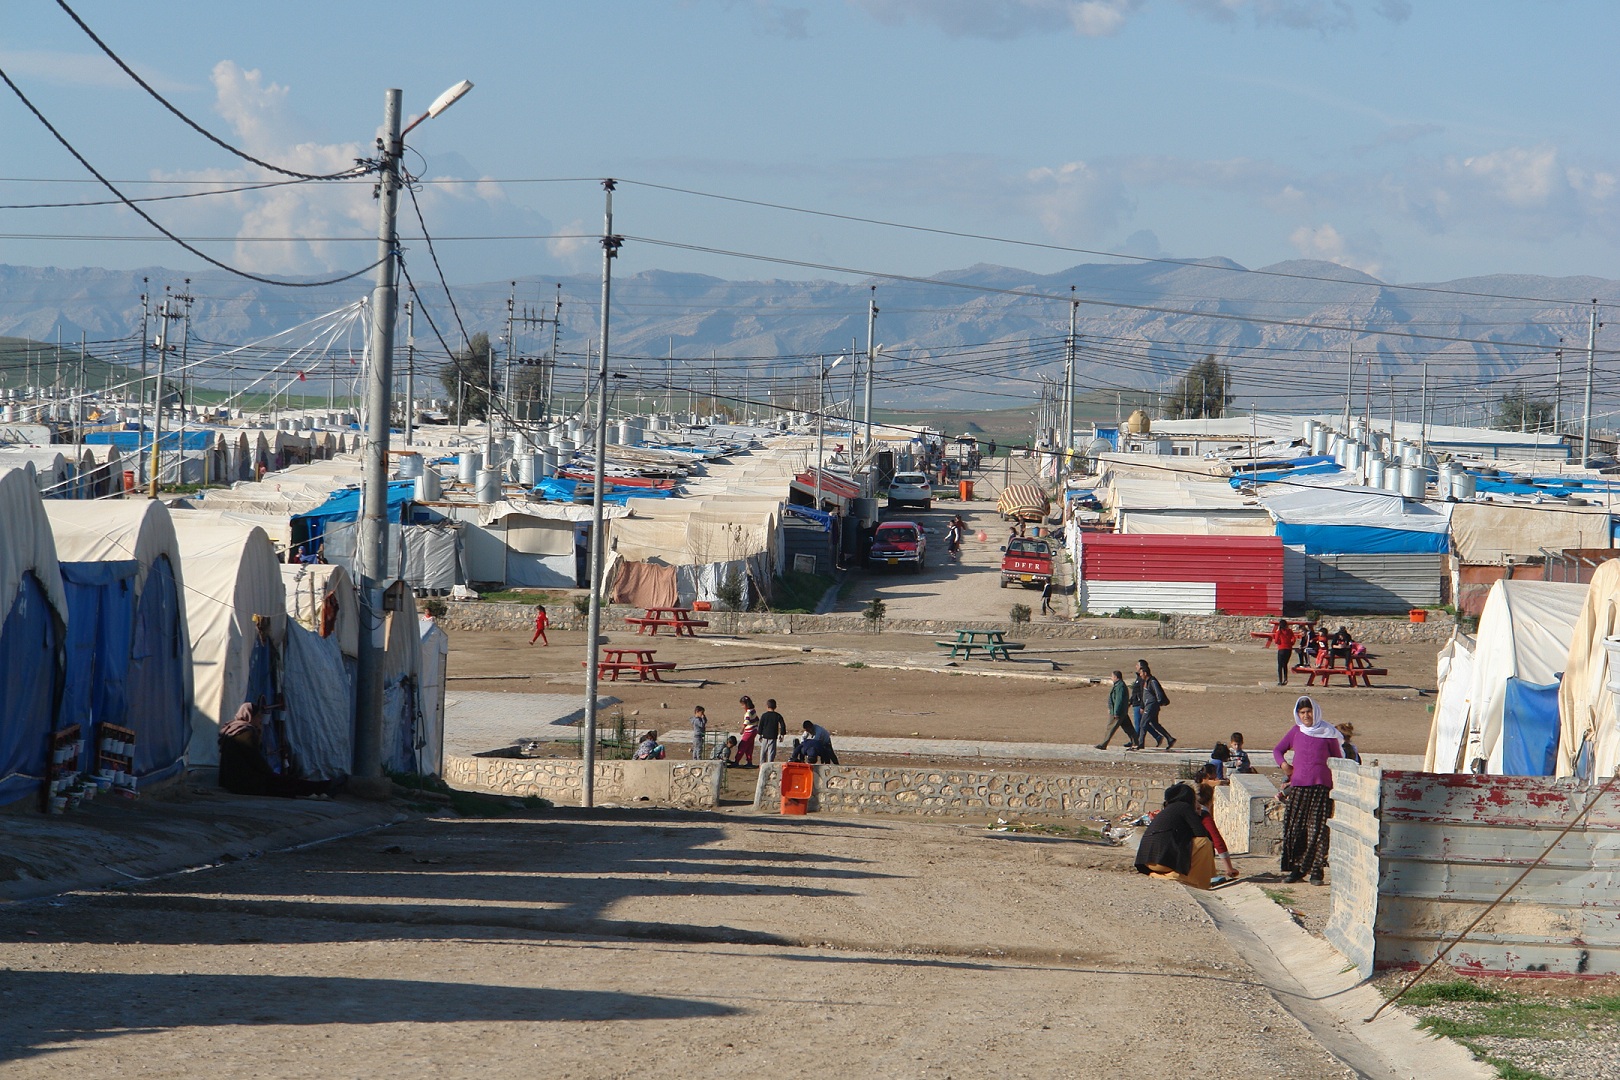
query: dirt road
0 810 1351 1079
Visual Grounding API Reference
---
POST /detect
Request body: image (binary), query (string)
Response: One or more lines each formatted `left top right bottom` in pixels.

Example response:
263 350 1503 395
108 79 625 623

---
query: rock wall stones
1164 613 1453 644
754 762 1151 820
443 754 722 809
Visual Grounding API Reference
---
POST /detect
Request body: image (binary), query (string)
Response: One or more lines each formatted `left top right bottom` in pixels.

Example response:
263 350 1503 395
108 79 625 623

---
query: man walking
689 705 708 761
757 699 786 762
1096 669 1136 750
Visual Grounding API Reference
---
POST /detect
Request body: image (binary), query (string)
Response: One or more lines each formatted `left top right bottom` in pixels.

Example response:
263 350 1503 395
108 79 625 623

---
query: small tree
1496 389 1555 432
1009 603 1032 626
1165 355 1232 419
439 331 497 422
862 595 886 633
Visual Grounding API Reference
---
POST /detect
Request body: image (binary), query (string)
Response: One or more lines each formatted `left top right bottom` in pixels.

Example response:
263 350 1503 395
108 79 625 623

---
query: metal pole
1554 341 1563 434
815 359 825 510
863 286 877 459
1343 342 1353 432
1064 288 1076 472
353 88 402 783
404 300 415 447
1582 299 1598 463
138 279 149 417
1419 362 1428 458
582 179 621 809
147 300 168 499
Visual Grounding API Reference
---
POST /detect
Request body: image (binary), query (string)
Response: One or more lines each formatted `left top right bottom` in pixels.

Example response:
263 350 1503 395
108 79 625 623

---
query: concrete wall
1325 763 1620 979
434 599 1457 644
1213 772 1283 857
443 754 723 810
752 762 1152 820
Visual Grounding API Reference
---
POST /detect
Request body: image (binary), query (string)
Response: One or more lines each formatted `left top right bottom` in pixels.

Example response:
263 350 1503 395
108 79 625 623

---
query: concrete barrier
1213 772 1283 856
752 762 1152 820
443 755 723 809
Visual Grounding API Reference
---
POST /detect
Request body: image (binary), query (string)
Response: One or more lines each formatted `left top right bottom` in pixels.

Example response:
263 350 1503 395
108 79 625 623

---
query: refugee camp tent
1260 482 1451 554
417 614 448 777
170 520 286 768
0 465 69 807
43 500 193 784
1557 560 1620 780
0 450 71 498
1424 633 1477 773
381 581 430 776
278 563 358 781
1461 580 1589 775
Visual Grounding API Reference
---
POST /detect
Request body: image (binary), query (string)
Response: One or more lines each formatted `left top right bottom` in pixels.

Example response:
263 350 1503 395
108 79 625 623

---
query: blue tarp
290 481 416 550
1473 476 1576 499
58 560 137 753
85 429 215 452
1501 676 1562 777
1230 457 1341 488
783 504 833 531
532 478 672 505
1274 522 1450 554
126 556 189 783
0 573 62 807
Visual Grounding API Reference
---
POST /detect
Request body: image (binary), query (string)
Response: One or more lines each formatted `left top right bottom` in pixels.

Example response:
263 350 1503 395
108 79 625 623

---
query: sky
3 0 1619 293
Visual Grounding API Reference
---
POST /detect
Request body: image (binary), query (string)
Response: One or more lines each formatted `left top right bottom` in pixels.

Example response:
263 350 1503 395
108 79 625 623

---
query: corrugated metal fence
1304 553 1442 614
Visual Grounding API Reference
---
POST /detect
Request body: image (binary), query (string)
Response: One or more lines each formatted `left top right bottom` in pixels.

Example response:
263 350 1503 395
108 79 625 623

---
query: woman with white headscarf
1272 695 1343 885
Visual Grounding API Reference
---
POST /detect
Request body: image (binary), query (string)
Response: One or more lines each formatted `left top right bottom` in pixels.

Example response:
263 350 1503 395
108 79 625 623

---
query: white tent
417 614 449 777
170 521 287 768
1557 560 1620 780
381 580 429 775
0 465 69 807
1462 580 1589 774
278 563 357 781
0 450 71 498
1424 633 1477 773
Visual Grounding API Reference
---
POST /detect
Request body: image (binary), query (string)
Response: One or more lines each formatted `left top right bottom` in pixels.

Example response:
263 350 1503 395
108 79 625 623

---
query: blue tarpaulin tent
85 429 215 452
291 480 416 552
0 465 69 807
58 560 136 751
1501 676 1563 776
532 477 671 505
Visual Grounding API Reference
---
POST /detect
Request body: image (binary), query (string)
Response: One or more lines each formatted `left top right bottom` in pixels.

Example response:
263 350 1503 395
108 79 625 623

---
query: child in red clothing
529 604 549 646
1197 784 1239 883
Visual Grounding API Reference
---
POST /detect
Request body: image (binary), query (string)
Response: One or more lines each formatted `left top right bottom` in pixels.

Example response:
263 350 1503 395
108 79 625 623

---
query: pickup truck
1000 537 1054 589
869 520 926 573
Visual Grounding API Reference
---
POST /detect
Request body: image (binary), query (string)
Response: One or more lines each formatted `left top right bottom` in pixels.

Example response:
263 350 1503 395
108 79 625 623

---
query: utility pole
1582 299 1599 463
582 179 621 809
353 88 403 785
76 332 86 462
1063 287 1076 472
1554 339 1564 434
863 286 877 460
1419 362 1428 459
148 287 179 498
510 288 560 426
138 278 150 418
173 281 193 485
1343 342 1354 433
403 300 415 446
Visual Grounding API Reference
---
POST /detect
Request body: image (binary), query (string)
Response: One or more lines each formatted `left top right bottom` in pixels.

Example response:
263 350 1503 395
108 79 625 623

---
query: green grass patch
989 821 1101 840
1398 980 1503 1006
1261 887 1297 907
1417 1000 1577 1042
477 588 565 605
843 661 867 669
770 570 836 613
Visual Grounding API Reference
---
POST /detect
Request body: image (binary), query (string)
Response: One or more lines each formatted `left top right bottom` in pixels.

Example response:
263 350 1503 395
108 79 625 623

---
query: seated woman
218 701 341 798
632 730 666 760
1134 783 1214 890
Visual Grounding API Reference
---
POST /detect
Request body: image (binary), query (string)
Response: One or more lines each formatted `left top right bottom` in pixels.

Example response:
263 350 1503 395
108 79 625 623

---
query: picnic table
936 628 1026 661
625 606 710 637
1291 661 1387 688
585 647 678 683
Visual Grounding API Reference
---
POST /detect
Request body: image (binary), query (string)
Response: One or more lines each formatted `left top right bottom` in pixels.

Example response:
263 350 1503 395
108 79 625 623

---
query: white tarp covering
279 621 352 781
1260 481 1451 534
1462 579 1589 774
381 583 428 775
478 499 631 525
170 521 286 767
1424 633 1477 772
0 464 69 635
417 615 449 777
281 563 360 659
0 450 71 498
1450 502 1613 565
1557 559 1620 780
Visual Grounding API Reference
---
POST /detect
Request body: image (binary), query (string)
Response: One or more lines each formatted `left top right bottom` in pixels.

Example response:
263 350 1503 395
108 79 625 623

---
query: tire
921 501 931 511
999 577 1008 588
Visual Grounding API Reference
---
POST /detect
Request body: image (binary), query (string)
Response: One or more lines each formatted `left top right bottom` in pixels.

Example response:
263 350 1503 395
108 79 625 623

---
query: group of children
1261 620 1370 686
687 696 797 767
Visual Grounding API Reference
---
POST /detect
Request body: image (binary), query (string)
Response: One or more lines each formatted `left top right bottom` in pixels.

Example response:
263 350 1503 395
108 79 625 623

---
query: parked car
1000 537 1053 589
869 520 926 572
886 471 933 510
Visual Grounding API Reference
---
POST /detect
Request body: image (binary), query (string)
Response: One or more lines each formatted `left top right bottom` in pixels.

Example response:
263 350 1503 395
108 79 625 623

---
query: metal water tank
518 452 537 488
1302 419 1317 443
1437 462 1459 495
476 468 501 505
1399 465 1427 499
1453 471 1477 500
1383 462 1403 492
415 468 441 502
1344 441 1362 471
396 452 424 479
542 447 558 475
458 450 481 484
1367 455 1387 489
1311 428 1330 455
647 414 662 432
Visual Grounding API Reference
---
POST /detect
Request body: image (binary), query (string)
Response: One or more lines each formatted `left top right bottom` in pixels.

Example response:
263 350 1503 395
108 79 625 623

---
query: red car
1000 537 1053 589
868 520 926 572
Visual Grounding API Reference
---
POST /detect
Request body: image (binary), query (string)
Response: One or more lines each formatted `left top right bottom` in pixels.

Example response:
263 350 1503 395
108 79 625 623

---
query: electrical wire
0 175 334 210
52 0 372 183
0 63 387 288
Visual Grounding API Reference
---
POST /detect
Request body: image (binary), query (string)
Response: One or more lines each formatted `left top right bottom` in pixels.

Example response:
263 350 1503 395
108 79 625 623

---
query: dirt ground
450 627 1441 760
0 810 1352 1079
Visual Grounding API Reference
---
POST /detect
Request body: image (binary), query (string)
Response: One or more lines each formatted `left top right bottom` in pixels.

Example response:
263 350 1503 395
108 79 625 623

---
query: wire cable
52 0 372 182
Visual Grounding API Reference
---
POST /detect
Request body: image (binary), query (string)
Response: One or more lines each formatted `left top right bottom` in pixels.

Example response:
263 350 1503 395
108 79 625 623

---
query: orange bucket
1409 609 1427 623
779 761 813 815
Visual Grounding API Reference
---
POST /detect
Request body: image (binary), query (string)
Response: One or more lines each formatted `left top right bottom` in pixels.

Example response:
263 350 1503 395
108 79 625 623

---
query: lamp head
428 79 474 118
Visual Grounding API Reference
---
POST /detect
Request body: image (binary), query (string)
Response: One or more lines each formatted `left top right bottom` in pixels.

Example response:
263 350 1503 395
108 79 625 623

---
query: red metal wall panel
1080 535 1283 616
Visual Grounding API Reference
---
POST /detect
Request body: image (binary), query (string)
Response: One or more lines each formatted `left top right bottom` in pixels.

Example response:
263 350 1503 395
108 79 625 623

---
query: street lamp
354 80 472 786
814 355 845 511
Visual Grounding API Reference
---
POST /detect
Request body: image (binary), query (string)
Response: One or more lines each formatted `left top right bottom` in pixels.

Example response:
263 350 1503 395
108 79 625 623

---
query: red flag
297 371 307 381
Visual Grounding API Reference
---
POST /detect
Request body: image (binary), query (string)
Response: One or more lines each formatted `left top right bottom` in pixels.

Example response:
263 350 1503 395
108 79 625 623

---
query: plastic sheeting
417 616 448 777
1501 677 1562 776
1262 482 1450 555
126 555 188 782
1424 634 1476 773
279 621 352 781
1557 559 1620 780
1450 502 1613 565
282 563 360 659
0 574 62 806
58 559 136 750
612 561 679 608
1462 579 1589 775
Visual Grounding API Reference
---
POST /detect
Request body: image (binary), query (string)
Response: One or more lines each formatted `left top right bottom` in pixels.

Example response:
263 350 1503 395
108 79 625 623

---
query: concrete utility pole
1343 342 1354 433
403 300 415 446
353 88 403 784
1063 287 1076 471
1554 339 1564 434
1419 362 1429 458
138 278 150 416
1582 299 1599 463
582 179 622 809
863 286 877 460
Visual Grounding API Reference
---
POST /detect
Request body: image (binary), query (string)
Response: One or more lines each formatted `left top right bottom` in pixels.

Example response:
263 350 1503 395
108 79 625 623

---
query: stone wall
1213 772 1283 856
753 762 1152 820
443 754 723 809
1163 613 1454 644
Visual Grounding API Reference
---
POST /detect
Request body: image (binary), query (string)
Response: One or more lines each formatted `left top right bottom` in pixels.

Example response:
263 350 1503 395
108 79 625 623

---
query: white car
886 471 932 510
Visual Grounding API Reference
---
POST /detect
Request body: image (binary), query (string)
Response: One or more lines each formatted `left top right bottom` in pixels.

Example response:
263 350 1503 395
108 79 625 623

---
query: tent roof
1260 482 1451 533
0 465 68 627
1449 501 1613 564
1466 579 1589 773
43 498 188 600
1557 559 1620 779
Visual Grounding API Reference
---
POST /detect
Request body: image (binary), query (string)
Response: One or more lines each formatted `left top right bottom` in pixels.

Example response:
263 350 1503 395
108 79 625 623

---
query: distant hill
0 258 1612 412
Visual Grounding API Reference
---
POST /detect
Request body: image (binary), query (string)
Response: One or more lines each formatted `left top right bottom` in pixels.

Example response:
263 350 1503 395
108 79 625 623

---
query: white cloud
1288 222 1382 275
1024 159 1133 236
547 221 597 264
849 0 1402 38
0 49 192 92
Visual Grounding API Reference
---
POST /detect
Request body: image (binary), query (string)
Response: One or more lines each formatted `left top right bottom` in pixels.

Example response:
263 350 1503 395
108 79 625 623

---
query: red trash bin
779 761 814 815
958 479 974 501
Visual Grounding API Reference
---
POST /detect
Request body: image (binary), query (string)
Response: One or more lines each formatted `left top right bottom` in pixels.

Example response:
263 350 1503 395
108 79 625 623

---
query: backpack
1152 679 1170 707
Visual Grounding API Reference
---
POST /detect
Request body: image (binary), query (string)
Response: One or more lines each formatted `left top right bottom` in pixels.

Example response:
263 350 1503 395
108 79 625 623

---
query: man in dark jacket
1096 669 1136 750
1134 783 1213 889
757 699 786 762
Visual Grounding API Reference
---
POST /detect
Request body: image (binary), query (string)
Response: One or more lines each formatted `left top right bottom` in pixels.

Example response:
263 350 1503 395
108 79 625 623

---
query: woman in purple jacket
1273 696 1343 885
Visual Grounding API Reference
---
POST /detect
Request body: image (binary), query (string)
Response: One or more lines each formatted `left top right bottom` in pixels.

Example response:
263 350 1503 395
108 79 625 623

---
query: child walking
529 604 549 646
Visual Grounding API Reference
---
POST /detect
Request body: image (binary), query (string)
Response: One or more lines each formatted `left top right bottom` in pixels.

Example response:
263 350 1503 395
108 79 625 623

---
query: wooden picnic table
625 606 710 637
936 628 1026 661
585 647 679 682
1291 662 1387 688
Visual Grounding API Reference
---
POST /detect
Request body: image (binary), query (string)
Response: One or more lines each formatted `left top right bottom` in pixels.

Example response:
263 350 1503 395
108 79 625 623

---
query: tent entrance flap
1501 677 1562 777
0 573 62 806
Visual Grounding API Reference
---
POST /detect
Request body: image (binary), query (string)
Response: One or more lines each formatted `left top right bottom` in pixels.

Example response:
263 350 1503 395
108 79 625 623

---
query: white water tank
542 447 558 475
396 451 424 479
1367 455 1387 489
1344 441 1363 471
1311 428 1330 455
1302 419 1318 443
1452 471 1477 500
415 468 441 502
458 450 481 484
476 468 500 505
1400 465 1427 500
518 452 537 488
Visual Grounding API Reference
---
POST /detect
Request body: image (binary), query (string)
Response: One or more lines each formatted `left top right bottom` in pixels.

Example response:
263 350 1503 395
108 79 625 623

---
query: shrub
1009 603 1032 625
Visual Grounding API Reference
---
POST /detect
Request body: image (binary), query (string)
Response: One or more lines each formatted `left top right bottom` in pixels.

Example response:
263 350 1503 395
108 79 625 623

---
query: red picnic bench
1291 662 1387 688
584 647 679 683
625 606 710 637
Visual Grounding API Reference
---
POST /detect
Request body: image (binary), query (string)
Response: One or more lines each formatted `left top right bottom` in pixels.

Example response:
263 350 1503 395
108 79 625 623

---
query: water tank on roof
1400 465 1427 500
476 468 500 505
1124 409 1151 435
518 452 538 488
415 468 441 502
1367 455 1387 489
396 451 424 479
1453 470 1477 500
458 450 481 485
1310 428 1329 455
